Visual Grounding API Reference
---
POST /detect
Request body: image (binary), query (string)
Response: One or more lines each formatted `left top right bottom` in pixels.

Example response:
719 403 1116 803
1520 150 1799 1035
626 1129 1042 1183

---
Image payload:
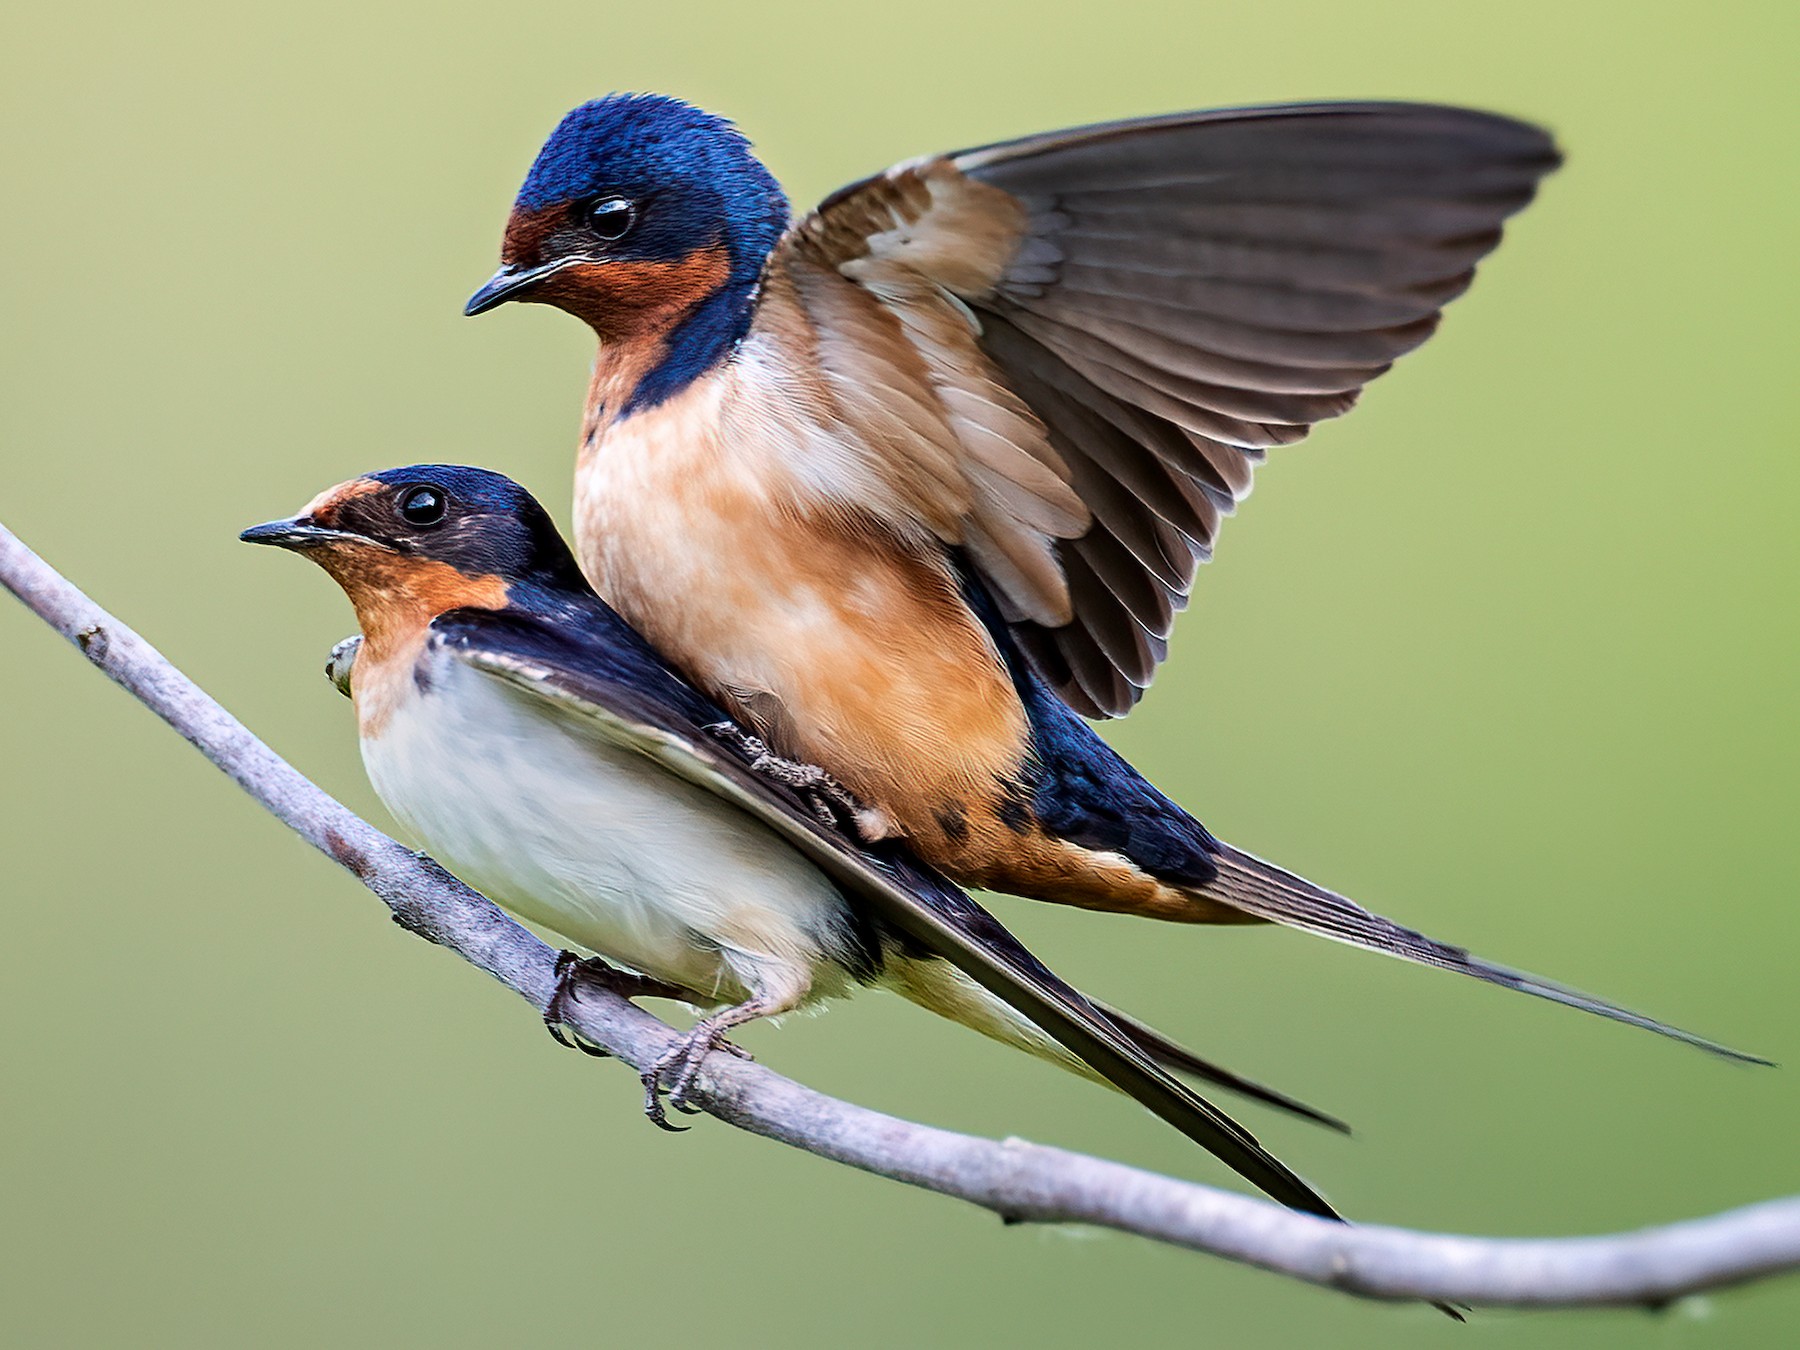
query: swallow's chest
572 393 1033 841
353 645 846 996
576 420 866 704
574 385 807 672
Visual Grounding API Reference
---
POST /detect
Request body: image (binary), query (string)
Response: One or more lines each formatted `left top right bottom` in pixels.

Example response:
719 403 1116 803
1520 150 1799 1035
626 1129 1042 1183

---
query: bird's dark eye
399 486 447 527
587 196 637 242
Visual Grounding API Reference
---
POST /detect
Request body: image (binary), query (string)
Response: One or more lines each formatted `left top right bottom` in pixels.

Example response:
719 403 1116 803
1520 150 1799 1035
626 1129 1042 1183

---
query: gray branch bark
4 516 1796 1311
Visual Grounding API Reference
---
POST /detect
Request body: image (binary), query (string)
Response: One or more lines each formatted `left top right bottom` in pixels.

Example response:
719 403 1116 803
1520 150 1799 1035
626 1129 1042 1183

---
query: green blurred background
3 0 1795 1344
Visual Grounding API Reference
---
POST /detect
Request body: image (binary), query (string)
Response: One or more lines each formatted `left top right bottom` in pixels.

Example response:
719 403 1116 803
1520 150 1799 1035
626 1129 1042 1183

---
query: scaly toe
542 951 614 1057
665 1028 753 1114
542 950 585 1049
641 1063 690 1133
664 1043 714 1114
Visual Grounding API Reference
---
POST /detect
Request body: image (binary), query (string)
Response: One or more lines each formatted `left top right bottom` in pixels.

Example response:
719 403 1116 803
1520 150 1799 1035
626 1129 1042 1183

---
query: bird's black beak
464 260 567 316
239 516 358 550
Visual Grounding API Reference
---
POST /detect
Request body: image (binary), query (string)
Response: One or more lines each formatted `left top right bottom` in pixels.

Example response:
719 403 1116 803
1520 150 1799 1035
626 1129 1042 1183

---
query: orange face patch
283 479 510 660
307 546 509 663
527 245 731 340
500 205 562 269
322 549 508 739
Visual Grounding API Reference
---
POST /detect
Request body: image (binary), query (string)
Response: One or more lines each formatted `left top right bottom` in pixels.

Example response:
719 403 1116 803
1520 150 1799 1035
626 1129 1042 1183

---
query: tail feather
1097 1001 1351 1133
1206 842 1768 1065
882 955 1345 1133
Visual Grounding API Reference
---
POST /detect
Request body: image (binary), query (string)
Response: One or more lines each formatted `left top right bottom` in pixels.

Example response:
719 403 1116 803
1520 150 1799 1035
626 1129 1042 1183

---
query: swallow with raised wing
462 95 1756 1059
242 463 1359 1218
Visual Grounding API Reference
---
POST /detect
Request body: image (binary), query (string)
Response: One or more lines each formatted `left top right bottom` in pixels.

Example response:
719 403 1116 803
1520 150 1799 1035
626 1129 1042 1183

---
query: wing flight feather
771 102 1560 715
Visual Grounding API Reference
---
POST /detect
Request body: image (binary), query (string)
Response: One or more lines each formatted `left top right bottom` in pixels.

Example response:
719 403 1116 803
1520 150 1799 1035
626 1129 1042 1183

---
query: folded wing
430 605 1342 1216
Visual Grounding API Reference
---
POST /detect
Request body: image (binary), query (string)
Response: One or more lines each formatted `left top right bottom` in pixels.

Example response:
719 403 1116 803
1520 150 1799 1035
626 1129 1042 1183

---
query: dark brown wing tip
953 100 1562 177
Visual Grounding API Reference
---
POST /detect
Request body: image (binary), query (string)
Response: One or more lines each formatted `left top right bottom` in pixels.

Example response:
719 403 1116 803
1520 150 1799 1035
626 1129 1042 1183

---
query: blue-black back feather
956 562 1221 888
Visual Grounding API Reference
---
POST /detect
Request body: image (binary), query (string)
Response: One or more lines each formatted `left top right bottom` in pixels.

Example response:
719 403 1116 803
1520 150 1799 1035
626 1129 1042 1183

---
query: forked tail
1204 842 1767 1064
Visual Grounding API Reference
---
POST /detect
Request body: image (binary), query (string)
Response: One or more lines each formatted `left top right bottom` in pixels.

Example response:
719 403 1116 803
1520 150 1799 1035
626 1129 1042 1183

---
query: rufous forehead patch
300 476 381 526
501 204 563 267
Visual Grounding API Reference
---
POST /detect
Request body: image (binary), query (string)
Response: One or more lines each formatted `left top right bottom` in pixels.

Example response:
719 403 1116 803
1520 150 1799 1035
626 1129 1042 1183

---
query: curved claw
637 996 776 1132
669 1087 709 1123
642 1025 753 1120
546 1015 612 1058
544 952 700 1056
645 1039 709 1121
641 1070 691 1132
543 951 580 1043
543 950 614 1054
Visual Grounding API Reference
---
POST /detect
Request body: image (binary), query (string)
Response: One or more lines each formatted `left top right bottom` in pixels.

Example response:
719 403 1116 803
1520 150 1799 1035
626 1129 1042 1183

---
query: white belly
358 645 854 1009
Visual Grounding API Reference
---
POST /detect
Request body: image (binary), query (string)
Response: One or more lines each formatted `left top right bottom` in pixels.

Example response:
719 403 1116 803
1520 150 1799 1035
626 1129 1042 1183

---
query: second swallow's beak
464 260 567 316
239 517 359 550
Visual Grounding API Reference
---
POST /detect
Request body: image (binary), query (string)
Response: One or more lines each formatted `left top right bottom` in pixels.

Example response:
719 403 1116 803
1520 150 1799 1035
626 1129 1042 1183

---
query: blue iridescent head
466 95 791 414
242 464 591 594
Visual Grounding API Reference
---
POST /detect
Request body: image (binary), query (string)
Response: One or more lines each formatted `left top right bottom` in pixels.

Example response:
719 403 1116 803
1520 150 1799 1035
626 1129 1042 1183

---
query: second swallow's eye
587 196 636 241
399 487 447 526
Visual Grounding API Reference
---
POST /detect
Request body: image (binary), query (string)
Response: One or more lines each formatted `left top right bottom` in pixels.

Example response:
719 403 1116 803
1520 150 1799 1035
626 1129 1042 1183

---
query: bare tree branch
3 516 1796 1311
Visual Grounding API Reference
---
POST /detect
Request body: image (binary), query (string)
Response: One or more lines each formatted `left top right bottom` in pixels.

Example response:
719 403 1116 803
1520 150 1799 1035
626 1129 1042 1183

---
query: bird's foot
544 950 692 1058
325 635 362 699
640 1004 763 1132
702 721 876 835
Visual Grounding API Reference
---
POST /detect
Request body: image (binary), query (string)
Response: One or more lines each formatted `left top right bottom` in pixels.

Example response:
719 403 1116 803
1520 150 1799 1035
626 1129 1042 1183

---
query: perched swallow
464 94 1756 1059
242 464 1357 1217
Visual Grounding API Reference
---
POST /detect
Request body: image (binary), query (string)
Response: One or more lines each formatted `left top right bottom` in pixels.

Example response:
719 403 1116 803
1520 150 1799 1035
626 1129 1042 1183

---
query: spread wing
429 605 1342 1216
768 102 1560 716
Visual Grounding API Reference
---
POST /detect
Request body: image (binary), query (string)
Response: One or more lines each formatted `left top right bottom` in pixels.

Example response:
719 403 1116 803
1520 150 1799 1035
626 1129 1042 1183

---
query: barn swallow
463 95 1758 1061
241 464 1357 1218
